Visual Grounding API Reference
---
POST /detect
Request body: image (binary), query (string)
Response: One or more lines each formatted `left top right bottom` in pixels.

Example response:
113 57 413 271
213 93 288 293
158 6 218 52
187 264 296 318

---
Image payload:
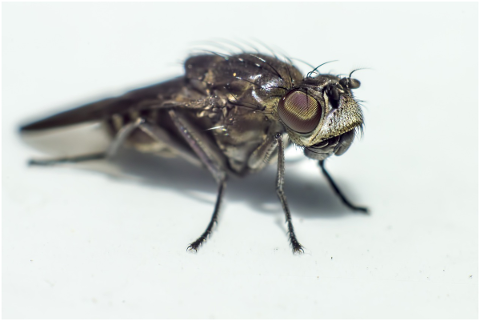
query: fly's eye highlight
278 91 321 133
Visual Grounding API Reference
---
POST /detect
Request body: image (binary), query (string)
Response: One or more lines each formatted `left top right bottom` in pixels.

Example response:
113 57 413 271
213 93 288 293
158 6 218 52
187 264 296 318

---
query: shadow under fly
98 148 363 218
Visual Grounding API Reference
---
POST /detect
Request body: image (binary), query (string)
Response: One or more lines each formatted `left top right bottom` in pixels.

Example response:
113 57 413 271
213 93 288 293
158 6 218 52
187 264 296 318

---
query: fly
20 51 368 253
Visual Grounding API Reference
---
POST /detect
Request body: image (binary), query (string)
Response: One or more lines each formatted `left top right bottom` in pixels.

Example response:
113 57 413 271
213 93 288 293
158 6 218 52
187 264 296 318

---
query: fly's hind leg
168 109 228 252
28 152 107 166
28 118 144 166
319 160 368 213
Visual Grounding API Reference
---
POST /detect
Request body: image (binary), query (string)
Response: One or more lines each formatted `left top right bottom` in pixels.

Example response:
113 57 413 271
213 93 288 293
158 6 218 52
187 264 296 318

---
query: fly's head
276 73 364 161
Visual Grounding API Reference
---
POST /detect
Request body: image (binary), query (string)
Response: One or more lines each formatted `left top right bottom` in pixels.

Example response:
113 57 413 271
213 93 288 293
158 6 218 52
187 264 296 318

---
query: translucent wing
20 77 185 131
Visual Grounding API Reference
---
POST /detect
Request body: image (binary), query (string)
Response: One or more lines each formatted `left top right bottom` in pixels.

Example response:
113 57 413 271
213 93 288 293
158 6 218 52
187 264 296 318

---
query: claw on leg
187 238 205 252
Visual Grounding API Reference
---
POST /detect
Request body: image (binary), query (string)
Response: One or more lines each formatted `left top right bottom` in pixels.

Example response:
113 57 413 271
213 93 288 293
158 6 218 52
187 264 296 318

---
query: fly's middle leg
168 109 228 252
28 118 144 166
319 160 368 213
187 179 226 251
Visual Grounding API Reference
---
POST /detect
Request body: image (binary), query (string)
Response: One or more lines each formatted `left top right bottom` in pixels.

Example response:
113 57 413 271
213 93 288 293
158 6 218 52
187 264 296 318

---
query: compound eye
278 91 321 133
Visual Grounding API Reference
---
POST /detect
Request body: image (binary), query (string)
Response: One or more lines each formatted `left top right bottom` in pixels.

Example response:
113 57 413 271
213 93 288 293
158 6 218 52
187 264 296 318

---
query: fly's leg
247 134 278 171
168 110 227 251
187 180 226 251
28 153 106 166
28 118 144 166
319 160 368 213
275 133 304 253
248 134 303 252
138 122 201 167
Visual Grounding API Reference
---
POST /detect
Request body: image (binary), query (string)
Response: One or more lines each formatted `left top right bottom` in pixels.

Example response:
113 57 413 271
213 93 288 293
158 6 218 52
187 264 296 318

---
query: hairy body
21 52 367 253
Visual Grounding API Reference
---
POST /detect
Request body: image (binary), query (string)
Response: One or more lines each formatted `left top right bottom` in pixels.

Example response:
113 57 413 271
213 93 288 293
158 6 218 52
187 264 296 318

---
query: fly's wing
20 77 186 132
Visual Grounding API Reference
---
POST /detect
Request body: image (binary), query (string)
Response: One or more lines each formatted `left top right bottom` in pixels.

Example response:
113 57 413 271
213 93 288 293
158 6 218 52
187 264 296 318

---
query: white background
2 2 477 318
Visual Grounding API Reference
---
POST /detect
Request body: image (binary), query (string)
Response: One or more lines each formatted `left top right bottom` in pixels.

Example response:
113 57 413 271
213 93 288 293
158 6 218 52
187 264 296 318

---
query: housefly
20 51 368 253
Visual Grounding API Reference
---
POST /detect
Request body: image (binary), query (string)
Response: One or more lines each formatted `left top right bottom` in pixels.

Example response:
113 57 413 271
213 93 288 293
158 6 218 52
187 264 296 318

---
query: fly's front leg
319 160 368 213
275 133 304 253
168 110 227 251
28 118 144 166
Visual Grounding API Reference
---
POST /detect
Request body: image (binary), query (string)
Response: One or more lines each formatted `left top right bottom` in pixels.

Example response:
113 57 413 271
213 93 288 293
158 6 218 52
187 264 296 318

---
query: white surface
2 2 477 319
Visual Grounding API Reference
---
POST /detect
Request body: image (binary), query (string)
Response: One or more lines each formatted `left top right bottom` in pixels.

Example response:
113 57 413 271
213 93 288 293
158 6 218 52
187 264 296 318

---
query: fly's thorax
274 75 364 160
